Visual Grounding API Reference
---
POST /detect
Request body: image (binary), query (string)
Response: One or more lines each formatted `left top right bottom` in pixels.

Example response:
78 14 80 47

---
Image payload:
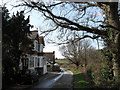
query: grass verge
69 69 90 88
55 60 69 64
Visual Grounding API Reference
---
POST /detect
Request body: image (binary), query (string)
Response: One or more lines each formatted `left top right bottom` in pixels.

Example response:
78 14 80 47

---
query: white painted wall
43 57 47 74
40 44 43 52
39 56 44 67
33 40 38 51
34 56 36 68
35 56 38 67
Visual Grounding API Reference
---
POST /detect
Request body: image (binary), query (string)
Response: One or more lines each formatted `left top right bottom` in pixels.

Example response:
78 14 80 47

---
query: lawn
69 69 90 88
55 59 69 64
56 59 90 88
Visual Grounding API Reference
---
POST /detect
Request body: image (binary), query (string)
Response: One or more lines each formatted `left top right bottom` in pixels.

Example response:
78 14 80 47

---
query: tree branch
47 2 64 7
19 2 108 37
40 26 58 35
100 25 120 31
72 35 101 43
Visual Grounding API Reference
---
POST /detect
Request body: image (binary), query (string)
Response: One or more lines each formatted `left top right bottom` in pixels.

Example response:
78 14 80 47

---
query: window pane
30 57 34 68
38 58 39 67
35 57 37 67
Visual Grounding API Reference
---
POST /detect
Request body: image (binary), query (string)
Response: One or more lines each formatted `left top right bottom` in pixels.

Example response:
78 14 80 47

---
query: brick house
19 30 47 75
43 51 55 71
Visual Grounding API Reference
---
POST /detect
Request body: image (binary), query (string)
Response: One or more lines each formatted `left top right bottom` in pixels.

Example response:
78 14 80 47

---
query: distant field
55 59 69 64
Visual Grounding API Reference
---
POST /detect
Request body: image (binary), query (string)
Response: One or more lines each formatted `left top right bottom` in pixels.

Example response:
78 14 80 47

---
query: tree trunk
105 2 120 82
112 33 120 82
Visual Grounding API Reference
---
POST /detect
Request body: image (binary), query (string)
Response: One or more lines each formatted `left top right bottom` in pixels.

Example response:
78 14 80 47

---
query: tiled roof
43 51 55 54
28 30 38 39
28 30 45 46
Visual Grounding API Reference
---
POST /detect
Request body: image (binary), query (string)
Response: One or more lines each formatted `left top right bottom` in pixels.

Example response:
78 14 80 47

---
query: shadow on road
4 69 73 90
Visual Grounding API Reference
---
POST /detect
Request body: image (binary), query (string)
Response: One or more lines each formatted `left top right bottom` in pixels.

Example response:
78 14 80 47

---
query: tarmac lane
28 68 73 90
31 72 64 88
52 68 73 89
6 69 73 90
7 71 62 90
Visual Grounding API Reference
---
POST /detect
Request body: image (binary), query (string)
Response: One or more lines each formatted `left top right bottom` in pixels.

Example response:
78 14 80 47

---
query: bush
101 67 109 81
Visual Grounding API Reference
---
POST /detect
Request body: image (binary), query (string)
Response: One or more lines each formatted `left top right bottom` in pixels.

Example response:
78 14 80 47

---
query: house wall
20 31 47 75
43 51 55 65
43 57 47 74
43 52 55 72
27 53 47 74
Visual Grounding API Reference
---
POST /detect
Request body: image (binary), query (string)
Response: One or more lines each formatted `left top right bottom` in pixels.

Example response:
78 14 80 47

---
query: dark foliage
2 7 33 88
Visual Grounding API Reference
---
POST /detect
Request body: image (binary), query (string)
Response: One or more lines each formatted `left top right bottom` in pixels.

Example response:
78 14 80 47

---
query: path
52 68 73 89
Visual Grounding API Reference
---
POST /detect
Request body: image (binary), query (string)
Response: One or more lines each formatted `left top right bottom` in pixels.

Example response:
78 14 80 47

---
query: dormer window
34 40 38 51
40 44 43 52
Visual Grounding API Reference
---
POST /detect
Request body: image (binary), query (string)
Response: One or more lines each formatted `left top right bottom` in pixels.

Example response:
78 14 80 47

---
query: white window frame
39 56 41 67
34 40 38 51
34 56 35 68
40 44 43 52
37 57 39 67
35 56 38 67
26 55 30 68
39 56 44 67
36 41 38 51
29 56 34 68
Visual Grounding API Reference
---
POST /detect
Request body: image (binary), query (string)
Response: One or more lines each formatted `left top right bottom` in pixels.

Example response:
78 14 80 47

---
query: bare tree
59 39 91 69
15 1 120 82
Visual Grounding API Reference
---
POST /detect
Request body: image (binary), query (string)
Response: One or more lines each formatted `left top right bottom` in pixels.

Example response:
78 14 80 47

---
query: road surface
29 68 73 89
8 68 73 90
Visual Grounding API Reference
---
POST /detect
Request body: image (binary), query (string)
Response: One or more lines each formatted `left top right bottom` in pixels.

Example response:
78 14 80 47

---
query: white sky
43 44 65 59
1 0 66 59
1 0 104 59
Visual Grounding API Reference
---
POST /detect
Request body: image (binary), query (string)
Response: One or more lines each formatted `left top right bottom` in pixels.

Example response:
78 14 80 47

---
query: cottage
19 30 47 75
43 51 55 71
43 51 55 65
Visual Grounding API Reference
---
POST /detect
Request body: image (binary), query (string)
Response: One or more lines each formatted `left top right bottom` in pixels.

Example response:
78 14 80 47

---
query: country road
8 68 73 90
28 68 73 89
52 68 73 88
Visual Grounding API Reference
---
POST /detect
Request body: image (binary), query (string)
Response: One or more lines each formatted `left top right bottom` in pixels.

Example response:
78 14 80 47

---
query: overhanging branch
100 25 120 31
19 1 108 37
